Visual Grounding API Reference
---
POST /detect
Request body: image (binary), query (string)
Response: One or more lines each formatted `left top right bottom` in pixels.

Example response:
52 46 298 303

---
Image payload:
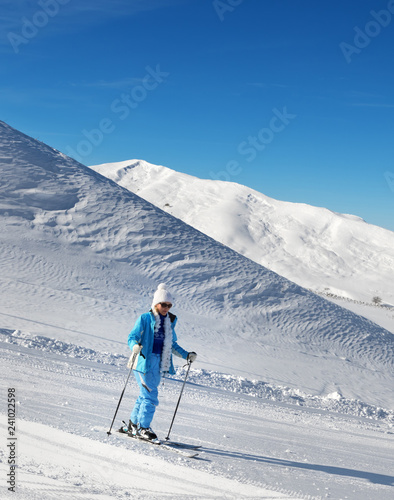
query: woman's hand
187 351 197 363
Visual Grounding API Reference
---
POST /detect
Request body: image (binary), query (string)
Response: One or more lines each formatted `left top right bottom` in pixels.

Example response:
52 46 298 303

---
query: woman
126 283 197 440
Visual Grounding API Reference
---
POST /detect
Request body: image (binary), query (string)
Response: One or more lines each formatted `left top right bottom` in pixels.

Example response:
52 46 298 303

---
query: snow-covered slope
2 329 393 499
1 122 394 499
89 159 394 308
1 121 394 412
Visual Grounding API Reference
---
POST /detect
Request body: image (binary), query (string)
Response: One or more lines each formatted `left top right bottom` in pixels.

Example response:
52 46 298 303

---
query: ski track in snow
0 335 393 500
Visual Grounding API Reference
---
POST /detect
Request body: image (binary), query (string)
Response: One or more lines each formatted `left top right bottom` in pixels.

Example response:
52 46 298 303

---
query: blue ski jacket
127 311 188 375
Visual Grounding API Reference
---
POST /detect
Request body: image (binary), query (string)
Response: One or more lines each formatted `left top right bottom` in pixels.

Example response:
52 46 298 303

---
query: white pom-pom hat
152 283 173 308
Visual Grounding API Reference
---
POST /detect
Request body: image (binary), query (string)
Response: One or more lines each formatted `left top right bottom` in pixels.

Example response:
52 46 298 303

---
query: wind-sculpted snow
1 328 392 424
0 328 125 366
0 120 394 410
180 366 394 424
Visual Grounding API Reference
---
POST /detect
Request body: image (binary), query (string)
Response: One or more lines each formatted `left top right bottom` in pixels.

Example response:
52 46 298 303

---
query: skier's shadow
198 447 394 486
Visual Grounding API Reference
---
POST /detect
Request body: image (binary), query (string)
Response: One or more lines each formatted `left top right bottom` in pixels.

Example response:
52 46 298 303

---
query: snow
1 121 394 499
14 422 283 500
89 159 394 309
1 329 393 499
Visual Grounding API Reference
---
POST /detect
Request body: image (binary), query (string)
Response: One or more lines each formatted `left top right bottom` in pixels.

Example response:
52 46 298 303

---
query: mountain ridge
89 159 394 307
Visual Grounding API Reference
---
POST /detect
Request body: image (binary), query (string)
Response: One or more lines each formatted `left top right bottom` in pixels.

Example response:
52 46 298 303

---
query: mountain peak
90 159 394 306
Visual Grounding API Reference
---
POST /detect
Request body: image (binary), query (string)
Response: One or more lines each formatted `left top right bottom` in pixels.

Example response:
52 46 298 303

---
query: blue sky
2 0 394 231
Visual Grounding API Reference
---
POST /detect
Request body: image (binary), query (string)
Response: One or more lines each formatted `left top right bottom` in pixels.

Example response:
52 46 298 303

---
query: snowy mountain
89 159 394 309
0 120 393 406
1 121 394 499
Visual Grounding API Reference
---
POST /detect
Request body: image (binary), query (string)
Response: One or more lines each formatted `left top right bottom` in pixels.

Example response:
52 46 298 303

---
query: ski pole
165 361 192 441
107 348 139 436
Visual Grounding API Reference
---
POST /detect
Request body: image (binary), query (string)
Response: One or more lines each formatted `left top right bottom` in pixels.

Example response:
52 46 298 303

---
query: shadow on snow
199 447 394 486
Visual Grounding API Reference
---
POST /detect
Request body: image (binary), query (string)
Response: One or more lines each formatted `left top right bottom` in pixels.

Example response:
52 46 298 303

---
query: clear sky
2 0 394 231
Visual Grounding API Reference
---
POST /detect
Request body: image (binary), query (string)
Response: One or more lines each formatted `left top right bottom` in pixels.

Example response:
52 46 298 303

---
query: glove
132 343 142 354
127 344 143 368
187 351 197 363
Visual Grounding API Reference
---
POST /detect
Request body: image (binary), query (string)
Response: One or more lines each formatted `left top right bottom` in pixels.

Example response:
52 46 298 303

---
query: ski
116 428 199 458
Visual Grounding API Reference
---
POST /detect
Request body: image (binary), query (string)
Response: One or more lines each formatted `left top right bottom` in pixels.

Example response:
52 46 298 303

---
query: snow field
1 335 393 499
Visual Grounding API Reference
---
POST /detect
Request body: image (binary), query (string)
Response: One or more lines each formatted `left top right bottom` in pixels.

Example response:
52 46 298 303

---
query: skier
126 283 197 440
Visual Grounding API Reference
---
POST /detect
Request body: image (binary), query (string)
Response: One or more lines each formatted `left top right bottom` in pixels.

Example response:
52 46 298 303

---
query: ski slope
0 121 393 498
1 328 393 500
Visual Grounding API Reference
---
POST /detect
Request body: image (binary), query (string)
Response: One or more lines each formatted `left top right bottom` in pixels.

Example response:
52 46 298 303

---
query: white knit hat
152 283 173 308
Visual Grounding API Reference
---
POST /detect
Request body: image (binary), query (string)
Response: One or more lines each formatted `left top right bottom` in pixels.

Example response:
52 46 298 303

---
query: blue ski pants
130 353 161 428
